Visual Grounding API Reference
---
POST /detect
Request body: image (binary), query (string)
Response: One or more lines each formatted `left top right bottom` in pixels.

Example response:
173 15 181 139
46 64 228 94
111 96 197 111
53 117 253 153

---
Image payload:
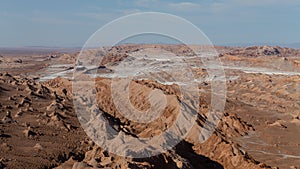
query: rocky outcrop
227 46 299 57
0 73 271 169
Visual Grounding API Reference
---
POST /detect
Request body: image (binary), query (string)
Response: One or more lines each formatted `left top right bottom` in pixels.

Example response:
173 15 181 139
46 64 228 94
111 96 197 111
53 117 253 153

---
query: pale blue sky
0 0 299 47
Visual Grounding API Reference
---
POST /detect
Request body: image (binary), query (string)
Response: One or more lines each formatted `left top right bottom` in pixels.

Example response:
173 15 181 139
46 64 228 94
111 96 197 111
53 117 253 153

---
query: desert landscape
0 44 299 169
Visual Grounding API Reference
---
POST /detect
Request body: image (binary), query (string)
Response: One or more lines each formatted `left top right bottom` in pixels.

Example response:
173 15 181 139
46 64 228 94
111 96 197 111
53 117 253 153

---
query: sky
0 0 300 47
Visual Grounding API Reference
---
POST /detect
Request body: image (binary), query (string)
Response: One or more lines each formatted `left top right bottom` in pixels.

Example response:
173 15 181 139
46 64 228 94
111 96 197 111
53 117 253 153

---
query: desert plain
0 44 299 169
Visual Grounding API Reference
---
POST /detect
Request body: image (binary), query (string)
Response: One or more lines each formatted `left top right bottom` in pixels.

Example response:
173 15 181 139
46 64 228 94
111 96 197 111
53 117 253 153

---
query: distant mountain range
0 46 81 56
1 43 299 56
223 42 300 49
